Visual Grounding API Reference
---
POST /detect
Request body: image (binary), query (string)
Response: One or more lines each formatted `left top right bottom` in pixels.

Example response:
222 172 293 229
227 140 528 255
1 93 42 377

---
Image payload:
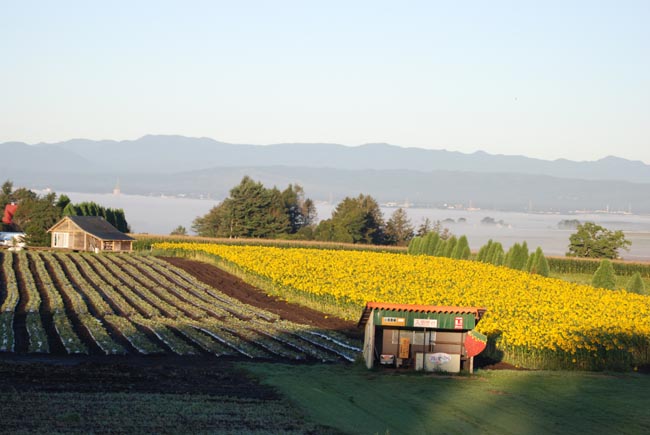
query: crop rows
1 253 18 351
0 251 361 362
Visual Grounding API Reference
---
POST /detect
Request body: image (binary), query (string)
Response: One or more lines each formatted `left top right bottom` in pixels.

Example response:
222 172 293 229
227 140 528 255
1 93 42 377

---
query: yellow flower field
155 242 650 369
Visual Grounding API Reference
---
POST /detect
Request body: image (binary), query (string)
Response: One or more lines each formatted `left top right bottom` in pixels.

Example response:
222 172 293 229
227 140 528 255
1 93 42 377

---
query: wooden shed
358 302 488 373
48 216 134 252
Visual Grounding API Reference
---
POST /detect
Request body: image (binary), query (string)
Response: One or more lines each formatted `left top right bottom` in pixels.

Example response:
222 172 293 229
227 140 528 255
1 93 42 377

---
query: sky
1 1 649 163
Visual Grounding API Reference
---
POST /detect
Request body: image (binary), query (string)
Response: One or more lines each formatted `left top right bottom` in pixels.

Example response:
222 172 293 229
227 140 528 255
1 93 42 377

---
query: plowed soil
161 256 362 340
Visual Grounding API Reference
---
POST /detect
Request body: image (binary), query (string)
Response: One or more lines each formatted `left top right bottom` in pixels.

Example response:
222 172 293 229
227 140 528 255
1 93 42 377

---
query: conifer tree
626 272 647 295
444 236 457 258
426 232 441 255
485 241 498 264
476 240 493 262
407 236 418 255
490 242 505 265
526 249 538 273
434 239 447 257
592 259 617 290
452 235 470 259
533 247 550 277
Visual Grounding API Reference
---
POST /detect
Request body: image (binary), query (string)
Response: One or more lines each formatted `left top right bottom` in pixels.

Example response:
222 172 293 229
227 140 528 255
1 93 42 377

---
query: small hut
358 302 488 373
48 216 134 252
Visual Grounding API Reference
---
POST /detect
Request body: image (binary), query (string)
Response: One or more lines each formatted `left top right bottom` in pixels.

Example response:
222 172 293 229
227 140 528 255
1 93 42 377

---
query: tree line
192 176 417 246
192 177 633 259
1 180 130 246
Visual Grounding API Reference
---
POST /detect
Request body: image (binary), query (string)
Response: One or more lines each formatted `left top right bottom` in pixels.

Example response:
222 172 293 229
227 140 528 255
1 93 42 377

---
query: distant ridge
0 134 646 183
2 135 650 212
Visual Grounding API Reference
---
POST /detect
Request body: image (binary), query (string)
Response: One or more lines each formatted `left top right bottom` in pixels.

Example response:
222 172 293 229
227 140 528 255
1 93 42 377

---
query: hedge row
548 257 650 277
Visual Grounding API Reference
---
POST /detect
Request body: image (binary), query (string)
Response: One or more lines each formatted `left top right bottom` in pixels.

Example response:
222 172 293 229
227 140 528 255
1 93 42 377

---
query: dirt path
161 257 363 339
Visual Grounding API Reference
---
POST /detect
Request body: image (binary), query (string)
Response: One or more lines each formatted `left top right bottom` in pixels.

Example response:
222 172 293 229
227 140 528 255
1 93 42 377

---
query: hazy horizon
3 1 648 163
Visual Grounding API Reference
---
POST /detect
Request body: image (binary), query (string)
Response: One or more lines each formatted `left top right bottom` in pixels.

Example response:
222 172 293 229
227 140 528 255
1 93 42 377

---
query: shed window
53 232 69 248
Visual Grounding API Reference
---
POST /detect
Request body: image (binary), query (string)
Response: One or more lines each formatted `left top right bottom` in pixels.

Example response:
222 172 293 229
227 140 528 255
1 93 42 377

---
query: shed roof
49 216 134 241
358 301 487 328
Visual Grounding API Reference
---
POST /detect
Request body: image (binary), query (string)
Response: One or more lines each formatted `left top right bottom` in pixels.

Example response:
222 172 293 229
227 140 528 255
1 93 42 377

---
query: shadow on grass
244 361 650 435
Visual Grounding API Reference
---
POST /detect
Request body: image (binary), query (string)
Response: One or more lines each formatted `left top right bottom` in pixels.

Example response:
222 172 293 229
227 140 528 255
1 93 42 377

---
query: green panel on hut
372 309 476 330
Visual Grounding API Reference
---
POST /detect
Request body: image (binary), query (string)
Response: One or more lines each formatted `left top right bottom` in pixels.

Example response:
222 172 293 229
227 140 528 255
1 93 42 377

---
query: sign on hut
358 302 487 373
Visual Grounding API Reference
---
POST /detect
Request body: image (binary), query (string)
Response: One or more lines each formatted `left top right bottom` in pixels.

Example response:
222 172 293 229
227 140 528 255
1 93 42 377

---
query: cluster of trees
193 177 317 239
62 201 130 233
477 240 549 276
0 180 130 246
408 230 550 276
1 181 68 245
592 259 647 294
193 177 417 246
407 233 470 260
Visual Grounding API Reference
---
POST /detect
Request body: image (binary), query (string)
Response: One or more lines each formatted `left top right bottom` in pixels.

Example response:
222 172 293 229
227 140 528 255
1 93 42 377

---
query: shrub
626 272 647 295
592 259 617 290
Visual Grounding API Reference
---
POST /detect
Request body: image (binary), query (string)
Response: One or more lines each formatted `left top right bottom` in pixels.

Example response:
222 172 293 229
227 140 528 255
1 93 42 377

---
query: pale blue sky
1 1 648 162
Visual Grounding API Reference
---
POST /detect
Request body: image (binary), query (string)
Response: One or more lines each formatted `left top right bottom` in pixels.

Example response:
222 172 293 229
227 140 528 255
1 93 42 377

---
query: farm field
154 242 650 370
0 358 339 435
2 357 649 435
1 249 650 434
0 251 361 362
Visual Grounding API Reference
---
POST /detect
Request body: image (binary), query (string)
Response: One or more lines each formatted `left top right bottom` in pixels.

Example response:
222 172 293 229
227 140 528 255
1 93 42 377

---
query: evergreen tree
476 240 493 262
281 184 315 234
407 236 420 255
505 242 529 270
192 176 314 239
444 236 458 258
526 248 538 273
434 239 447 257
421 232 440 255
63 201 130 232
485 241 498 264
416 218 432 237
592 259 617 290
490 242 505 265
12 192 61 246
0 180 12 206
625 272 646 295
533 247 550 277
385 208 414 246
317 194 385 244
520 241 529 269
452 235 470 259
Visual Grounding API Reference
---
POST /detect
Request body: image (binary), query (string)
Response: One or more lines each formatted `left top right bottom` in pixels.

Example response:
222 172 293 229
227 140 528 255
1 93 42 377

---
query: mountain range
2 135 649 212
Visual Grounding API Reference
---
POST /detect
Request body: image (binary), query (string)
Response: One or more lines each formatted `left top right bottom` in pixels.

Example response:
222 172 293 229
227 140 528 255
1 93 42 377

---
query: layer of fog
58 192 650 261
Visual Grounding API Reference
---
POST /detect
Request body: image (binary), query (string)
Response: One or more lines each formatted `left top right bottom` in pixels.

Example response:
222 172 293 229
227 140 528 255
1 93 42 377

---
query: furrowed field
0 251 359 362
155 242 650 370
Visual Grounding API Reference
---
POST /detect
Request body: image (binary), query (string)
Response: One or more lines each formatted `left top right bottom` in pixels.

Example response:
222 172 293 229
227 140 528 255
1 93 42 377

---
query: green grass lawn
244 363 650 435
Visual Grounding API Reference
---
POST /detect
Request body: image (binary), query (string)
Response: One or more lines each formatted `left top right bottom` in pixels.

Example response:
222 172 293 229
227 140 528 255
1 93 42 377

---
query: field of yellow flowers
154 242 650 370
